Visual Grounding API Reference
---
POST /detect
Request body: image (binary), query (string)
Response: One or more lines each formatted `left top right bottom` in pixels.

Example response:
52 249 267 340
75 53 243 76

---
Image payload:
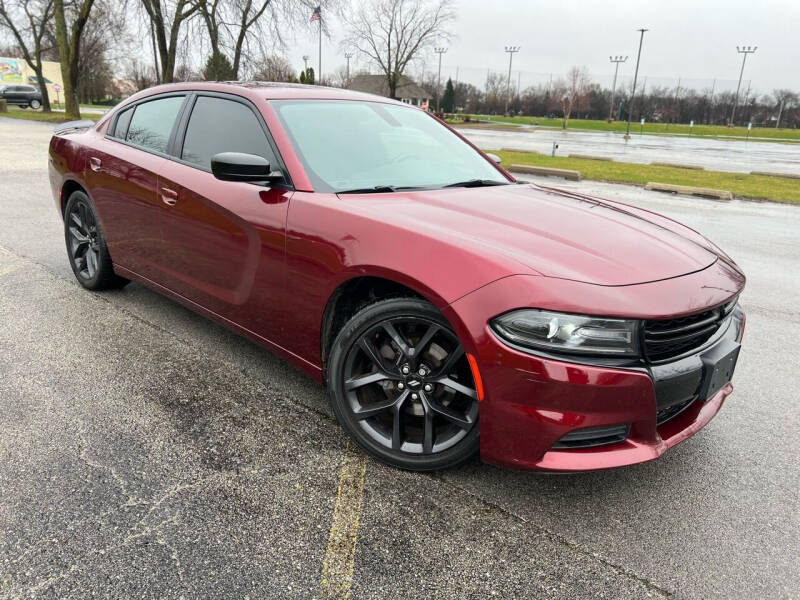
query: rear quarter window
111 107 134 139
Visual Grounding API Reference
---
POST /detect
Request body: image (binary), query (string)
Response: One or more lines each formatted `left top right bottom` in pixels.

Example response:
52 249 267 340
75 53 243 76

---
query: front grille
643 303 734 362
552 424 630 449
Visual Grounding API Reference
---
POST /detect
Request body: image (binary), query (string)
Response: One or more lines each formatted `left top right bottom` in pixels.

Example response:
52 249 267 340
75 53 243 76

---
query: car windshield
270 99 509 193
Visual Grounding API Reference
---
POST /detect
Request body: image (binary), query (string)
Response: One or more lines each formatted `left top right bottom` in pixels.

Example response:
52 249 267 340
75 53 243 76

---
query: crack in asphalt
432 474 674 597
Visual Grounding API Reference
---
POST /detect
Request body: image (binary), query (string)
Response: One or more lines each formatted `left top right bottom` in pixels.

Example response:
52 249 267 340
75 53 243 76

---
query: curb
511 165 582 181
750 171 800 180
645 182 732 200
568 153 613 161
650 161 705 170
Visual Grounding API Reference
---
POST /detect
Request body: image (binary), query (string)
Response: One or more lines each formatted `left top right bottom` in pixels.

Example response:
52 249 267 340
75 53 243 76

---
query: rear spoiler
53 119 96 134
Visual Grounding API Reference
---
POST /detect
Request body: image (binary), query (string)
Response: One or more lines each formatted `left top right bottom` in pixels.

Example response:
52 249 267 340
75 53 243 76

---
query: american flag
310 5 321 22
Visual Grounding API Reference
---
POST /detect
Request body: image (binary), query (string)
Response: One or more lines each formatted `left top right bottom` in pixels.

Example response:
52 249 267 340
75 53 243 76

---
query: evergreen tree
203 53 236 81
442 78 455 113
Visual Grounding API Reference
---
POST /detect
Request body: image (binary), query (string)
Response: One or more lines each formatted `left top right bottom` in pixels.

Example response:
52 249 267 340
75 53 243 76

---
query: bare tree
343 0 454 99
552 66 590 129
198 0 275 79
0 0 54 111
53 0 96 119
772 89 798 129
140 0 199 83
250 54 296 81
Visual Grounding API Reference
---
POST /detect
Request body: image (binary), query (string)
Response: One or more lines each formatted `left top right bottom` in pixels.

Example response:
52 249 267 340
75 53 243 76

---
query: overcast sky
288 0 800 95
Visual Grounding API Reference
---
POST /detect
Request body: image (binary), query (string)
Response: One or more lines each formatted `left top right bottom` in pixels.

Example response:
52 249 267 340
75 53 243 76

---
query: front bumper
445 270 746 472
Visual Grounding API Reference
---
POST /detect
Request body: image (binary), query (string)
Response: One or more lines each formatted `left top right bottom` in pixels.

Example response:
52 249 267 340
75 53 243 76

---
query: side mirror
485 152 502 165
211 152 282 183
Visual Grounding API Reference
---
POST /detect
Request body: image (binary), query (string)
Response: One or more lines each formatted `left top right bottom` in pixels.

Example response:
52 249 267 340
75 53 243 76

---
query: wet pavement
461 125 800 175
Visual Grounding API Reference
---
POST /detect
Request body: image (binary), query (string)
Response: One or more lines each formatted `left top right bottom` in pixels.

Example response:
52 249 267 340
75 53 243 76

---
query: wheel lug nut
401 366 410 374
418 368 427 376
397 382 405 390
424 384 433 392
411 393 418 400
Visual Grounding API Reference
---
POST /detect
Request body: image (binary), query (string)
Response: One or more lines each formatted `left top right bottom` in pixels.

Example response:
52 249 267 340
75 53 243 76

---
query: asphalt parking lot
1 117 798 599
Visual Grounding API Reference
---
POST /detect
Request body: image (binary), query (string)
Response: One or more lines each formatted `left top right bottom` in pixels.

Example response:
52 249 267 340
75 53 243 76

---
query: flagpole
318 16 322 84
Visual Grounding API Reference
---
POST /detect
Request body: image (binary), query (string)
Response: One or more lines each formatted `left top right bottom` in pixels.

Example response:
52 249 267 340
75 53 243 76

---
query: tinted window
111 107 134 139
181 96 273 169
126 96 185 153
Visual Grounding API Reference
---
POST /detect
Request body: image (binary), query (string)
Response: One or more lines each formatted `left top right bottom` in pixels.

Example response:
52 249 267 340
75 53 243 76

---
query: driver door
154 93 292 342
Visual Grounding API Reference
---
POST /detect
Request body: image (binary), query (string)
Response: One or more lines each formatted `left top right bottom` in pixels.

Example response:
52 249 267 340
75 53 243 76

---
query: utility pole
625 28 648 140
504 46 520 116
434 47 447 112
608 55 628 121
344 52 353 85
776 96 786 129
730 45 757 126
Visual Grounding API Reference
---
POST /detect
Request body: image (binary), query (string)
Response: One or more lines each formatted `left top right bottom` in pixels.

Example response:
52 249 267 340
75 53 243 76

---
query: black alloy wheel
328 298 480 471
64 190 128 290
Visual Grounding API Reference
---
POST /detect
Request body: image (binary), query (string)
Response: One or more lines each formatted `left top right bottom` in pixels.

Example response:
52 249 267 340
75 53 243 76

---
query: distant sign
53 83 61 92
747 122 752 130
640 118 645 125
690 120 694 127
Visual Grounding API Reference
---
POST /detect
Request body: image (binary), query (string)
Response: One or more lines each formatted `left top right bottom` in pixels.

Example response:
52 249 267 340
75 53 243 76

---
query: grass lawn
468 115 800 143
494 150 800 205
0 105 100 123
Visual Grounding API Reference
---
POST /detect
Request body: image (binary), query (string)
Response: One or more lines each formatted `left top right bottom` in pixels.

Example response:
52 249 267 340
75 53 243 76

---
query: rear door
155 93 292 340
84 94 187 280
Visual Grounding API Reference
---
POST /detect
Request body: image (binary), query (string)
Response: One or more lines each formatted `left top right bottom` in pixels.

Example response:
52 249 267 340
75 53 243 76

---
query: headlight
491 309 640 357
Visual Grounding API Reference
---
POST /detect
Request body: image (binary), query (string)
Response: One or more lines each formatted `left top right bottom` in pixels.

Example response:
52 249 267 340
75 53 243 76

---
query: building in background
347 74 431 107
0 57 65 105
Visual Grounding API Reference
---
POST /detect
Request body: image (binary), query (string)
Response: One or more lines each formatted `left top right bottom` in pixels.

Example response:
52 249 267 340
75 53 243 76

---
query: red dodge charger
49 82 746 471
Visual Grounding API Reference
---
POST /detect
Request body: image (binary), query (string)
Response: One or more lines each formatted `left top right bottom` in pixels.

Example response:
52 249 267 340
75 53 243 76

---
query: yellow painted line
319 440 368 600
0 263 21 277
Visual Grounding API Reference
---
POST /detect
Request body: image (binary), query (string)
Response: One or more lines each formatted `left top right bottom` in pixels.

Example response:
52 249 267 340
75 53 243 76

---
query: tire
29 99 41 109
328 298 480 471
64 190 128 290
19 104 27 109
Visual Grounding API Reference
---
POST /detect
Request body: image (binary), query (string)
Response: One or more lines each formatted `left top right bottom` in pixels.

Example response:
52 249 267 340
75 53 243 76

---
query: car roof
124 81 410 106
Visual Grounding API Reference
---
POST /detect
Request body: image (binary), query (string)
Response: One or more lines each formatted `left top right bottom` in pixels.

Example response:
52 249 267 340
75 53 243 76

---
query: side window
181 96 275 169
111 107 134 139
126 96 185 154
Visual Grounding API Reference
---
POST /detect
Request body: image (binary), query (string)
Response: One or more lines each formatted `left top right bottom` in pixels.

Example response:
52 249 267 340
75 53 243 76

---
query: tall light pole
625 28 648 139
344 52 354 85
302 55 309 71
434 47 447 112
504 46 520 116
730 46 756 126
608 55 628 122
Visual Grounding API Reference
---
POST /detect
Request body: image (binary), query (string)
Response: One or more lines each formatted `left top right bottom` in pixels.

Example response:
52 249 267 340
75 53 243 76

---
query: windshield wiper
338 185 398 194
338 184 432 194
442 179 509 189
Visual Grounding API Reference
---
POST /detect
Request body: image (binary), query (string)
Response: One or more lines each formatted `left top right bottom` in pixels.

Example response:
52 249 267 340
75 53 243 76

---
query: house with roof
346 74 431 107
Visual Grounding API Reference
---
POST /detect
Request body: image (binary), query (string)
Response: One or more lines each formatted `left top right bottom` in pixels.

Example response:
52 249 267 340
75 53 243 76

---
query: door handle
89 157 102 172
160 186 178 206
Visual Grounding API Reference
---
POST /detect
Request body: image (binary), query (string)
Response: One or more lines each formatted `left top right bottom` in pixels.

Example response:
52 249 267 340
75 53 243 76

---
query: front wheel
328 298 480 471
64 190 128 290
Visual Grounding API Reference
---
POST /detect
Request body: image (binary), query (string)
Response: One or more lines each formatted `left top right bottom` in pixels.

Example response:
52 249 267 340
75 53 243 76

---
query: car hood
341 183 718 286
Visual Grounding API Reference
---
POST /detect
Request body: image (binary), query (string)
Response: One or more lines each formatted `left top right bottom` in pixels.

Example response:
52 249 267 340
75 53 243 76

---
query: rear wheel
29 99 41 109
328 298 480 471
64 190 128 290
